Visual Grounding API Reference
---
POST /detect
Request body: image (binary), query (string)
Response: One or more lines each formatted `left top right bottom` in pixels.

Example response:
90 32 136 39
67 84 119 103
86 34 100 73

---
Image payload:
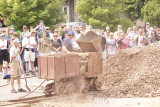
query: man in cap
10 39 26 93
45 27 53 40
62 31 76 53
20 25 28 40
37 24 49 39
0 34 9 75
146 22 151 38
22 33 37 75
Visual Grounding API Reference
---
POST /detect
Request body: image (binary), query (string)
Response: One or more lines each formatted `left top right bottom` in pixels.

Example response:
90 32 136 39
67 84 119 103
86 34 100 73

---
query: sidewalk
0 74 46 101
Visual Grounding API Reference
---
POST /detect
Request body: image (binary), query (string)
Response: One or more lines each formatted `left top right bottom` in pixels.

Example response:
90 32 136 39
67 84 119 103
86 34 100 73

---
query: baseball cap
0 34 5 37
23 25 27 29
13 39 20 43
69 31 75 36
146 22 150 25
45 27 50 30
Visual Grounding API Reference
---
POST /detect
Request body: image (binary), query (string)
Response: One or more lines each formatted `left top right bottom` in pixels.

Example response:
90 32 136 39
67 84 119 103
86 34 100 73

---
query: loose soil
99 42 160 98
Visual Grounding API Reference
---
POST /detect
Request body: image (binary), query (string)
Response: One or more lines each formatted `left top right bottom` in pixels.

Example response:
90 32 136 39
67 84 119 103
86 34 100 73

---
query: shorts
11 61 20 78
0 49 9 64
24 51 35 62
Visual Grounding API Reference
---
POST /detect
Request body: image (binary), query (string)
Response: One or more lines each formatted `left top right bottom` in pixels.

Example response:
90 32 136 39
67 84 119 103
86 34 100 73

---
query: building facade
62 0 80 22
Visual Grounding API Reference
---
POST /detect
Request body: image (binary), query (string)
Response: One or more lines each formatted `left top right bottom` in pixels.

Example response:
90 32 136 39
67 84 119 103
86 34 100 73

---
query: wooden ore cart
38 31 103 95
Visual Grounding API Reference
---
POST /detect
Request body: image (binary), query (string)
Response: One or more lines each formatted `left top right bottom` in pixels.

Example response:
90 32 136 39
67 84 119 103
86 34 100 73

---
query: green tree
75 0 124 31
0 0 65 30
141 0 160 27
123 0 147 21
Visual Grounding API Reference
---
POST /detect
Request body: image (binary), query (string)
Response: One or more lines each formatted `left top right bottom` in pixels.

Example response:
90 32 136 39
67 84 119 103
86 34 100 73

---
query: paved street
0 74 46 101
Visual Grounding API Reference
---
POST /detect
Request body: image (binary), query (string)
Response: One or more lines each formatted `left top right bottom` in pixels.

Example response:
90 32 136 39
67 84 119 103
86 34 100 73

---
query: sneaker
32 71 36 75
18 88 26 92
11 89 17 93
26 72 29 76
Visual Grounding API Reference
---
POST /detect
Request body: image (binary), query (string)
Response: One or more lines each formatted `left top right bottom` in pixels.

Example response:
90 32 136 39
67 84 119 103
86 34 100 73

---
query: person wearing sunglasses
149 31 160 43
20 25 28 40
50 33 62 54
1 29 9 41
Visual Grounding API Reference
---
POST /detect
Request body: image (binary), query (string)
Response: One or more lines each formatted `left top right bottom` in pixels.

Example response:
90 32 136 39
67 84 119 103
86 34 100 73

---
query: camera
118 39 123 45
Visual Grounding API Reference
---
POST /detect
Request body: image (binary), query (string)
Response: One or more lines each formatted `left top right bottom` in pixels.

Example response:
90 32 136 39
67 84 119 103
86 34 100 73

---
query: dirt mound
99 44 160 98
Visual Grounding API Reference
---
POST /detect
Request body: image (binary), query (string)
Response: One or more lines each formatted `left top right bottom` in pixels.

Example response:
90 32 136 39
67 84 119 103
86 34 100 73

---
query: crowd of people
100 22 160 59
0 20 159 93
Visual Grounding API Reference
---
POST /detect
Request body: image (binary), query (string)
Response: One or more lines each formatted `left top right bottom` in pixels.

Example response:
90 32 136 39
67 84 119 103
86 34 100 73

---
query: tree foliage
0 0 65 30
123 0 147 21
141 0 160 27
75 0 125 31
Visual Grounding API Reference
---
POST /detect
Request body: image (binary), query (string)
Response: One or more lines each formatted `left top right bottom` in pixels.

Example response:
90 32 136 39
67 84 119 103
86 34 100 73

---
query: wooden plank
54 57 66 79
47 56 55 79
65 55 79 77
40 56 48 79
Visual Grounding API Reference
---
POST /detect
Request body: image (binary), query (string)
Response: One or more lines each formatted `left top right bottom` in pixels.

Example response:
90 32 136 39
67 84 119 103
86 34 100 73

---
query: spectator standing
30 26 34 32
62 34 74 53
22 33 37 75
136 28 148 47
10 39 26 93
35 20 44 32
0 34 9 75
100 30 107 59
50 33 62 54
1 29 9 41
106 32 117 56
149 31 160 43
81 25 87 35
128 26 138 48
38 32 51 55
37 24 50 39
74 27 81 41
116 31 129 51
62 27 68 40
20 25 28 40
105 30 110 39
31 30 39 72
114 25 123 39
145 22 151 38
45 27 53 40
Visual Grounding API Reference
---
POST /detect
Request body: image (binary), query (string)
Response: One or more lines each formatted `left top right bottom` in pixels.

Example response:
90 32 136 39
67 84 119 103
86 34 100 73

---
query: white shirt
0 39 7 50
10 46 20 61
49 33 53 40
22 37 36 48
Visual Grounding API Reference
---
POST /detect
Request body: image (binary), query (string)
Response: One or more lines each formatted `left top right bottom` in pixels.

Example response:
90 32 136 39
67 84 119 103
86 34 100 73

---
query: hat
146 22 150 25
1 34 5 37
25 33 31 37
23 25 27 29
45 27 50 30
10 28 14 30
69 31 75 36
13 39 20 43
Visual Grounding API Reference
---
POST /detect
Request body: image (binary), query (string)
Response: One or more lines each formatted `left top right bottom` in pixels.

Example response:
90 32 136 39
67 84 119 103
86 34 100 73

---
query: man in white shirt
0 34 9 75
10 39 26 93
114 25 123 39
22 33 37 75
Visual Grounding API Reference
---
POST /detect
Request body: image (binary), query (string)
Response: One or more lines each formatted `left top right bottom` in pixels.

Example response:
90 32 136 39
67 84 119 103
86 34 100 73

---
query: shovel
19 54 31 92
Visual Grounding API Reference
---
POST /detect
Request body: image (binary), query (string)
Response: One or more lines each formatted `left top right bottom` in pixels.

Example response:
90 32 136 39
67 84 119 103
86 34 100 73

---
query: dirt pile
99 43 160 98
